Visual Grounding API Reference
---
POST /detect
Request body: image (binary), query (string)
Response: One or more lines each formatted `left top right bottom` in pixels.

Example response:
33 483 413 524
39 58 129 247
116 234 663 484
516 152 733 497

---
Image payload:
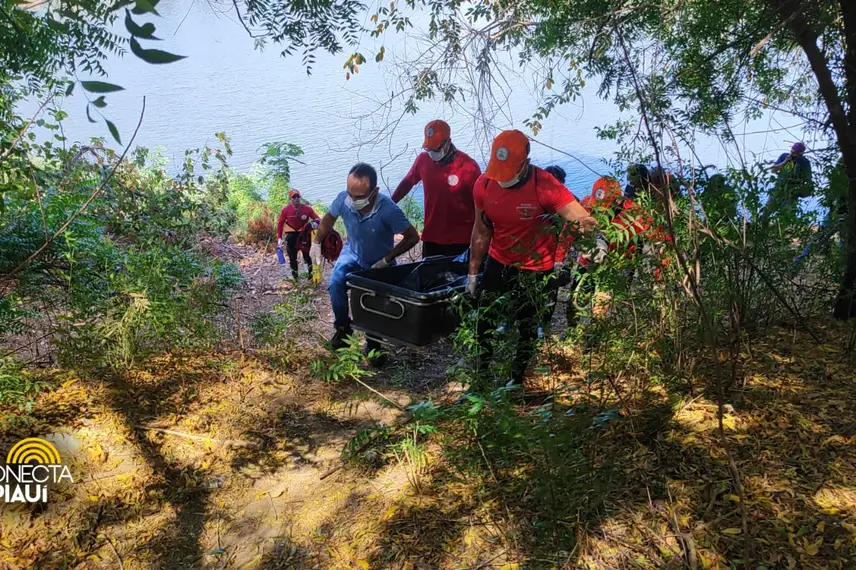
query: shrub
0 358 48 412
243 209 277 249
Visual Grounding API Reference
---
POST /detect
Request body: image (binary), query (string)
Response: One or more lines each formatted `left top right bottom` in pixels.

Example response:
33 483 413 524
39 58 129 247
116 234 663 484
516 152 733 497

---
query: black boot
330 325 353 350
364 338 388 367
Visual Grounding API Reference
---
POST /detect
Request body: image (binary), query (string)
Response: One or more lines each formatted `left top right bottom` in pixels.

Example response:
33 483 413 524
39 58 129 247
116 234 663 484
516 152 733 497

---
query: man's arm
468 208 493 276
771 153 791 173
557 201 598 233
313 213 337 244
391 159 422 203
383 225 419 262
276 207 288 240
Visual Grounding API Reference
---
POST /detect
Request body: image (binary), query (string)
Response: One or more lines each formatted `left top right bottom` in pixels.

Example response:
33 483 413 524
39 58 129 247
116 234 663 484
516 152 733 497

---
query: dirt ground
2 244 856 569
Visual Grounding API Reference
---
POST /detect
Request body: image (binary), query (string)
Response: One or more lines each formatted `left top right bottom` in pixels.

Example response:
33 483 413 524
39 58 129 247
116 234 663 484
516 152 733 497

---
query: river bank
1 241 855 569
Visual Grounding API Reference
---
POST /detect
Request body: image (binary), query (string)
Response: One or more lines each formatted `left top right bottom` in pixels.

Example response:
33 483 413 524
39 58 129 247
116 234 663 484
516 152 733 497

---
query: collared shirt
330 191 413 268
277 203 320 238
473 165 578 271
391 149 482 245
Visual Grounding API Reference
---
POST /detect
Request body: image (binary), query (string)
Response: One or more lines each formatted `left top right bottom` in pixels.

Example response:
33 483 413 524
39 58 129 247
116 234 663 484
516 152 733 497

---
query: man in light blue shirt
311 163 420 358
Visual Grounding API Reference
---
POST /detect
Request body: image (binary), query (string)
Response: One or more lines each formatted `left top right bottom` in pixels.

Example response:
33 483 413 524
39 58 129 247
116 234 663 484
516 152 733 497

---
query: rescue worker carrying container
392 120 482 259
466 129 597 390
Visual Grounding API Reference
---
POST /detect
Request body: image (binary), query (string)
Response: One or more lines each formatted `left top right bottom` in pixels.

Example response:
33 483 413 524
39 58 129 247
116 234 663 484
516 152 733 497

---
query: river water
41 0 804 205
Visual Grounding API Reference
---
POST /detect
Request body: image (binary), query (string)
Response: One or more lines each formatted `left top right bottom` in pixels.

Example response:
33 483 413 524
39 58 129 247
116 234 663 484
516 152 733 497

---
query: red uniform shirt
277 203 319 238
474 166 578 271
392 150 482 245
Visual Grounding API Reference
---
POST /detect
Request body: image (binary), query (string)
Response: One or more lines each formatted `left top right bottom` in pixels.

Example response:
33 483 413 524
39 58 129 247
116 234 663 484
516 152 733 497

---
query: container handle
359 291 405 320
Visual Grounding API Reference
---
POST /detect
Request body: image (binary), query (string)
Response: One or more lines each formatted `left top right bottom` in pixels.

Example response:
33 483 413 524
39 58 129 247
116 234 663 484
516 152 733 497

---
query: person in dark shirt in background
392 120 482 259
624 164 649 199
765 142 814 217
276 189 320 280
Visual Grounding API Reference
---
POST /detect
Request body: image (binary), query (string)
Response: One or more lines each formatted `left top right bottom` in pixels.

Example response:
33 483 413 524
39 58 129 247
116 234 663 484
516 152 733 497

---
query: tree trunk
770 0 856 319
835 0 856 319
833 173 856 319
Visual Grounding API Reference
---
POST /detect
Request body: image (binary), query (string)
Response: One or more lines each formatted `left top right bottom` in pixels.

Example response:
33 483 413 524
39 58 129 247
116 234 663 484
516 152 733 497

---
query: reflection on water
34 0 794 205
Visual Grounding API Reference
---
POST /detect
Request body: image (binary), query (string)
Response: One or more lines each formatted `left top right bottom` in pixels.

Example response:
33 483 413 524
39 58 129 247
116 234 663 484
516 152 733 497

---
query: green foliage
267 176 290 216
0 358 48 412
1 97 244 373
309 336 375 383
249 289 316 347
397 195 424 232
259 142 304 182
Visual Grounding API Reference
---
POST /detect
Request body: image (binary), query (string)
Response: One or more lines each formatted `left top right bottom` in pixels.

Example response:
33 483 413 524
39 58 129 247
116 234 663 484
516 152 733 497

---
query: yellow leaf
722 527 742 535
820 507 840 515
723 494 741 503
842 522 856 535
681 434 697 445
499 565 520 570
823 435 849 446
819 344 839 353
269 489 284 498
803 536 822 556
62 378 79 388
546 78 553 90
88 495 99 502
357 560 370 570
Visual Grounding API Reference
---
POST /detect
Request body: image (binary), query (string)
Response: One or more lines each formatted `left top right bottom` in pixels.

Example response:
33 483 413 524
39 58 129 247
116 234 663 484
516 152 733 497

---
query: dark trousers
476 256 551 385
422 241 469 260
285 232 312 278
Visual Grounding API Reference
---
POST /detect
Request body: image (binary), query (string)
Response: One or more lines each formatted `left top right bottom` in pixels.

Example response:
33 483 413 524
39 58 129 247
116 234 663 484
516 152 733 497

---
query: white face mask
497 162 528 188
426 141 449 162
347 189 376 211
498 175 521 189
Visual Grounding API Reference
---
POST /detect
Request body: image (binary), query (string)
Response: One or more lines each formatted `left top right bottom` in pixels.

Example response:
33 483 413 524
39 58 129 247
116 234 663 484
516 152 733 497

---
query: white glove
372 257 391 269
592 236 609 264
276 238 283 248
466 274 478 296
310 242 322 266
310 219 320 229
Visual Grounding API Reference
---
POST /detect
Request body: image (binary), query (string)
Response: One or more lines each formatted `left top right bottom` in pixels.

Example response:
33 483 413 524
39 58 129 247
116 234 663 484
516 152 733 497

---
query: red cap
484 130 530 182
289 189 301 200
423 120 451 150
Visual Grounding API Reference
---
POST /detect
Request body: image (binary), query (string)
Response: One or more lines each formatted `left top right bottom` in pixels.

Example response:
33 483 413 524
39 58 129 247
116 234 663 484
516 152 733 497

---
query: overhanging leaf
132 0 160 15
129 37 186 65
86 104 97 124
105 119 121 145
125 10 159 39
92 96 107 109
81 81 124 93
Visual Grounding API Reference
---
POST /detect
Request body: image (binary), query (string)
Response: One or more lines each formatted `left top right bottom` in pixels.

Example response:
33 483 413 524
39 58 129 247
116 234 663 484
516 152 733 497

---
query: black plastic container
346 256 469 347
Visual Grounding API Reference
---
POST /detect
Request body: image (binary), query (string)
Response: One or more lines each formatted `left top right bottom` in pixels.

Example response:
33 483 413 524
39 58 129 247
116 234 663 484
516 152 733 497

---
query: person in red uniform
276 189 321 280
467 129 597 389
392 120 482 259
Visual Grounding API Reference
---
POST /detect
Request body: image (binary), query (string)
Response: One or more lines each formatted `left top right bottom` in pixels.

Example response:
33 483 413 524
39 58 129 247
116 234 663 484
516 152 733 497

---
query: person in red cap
392 120 482 258
277 189 321 280
467 129 597 389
